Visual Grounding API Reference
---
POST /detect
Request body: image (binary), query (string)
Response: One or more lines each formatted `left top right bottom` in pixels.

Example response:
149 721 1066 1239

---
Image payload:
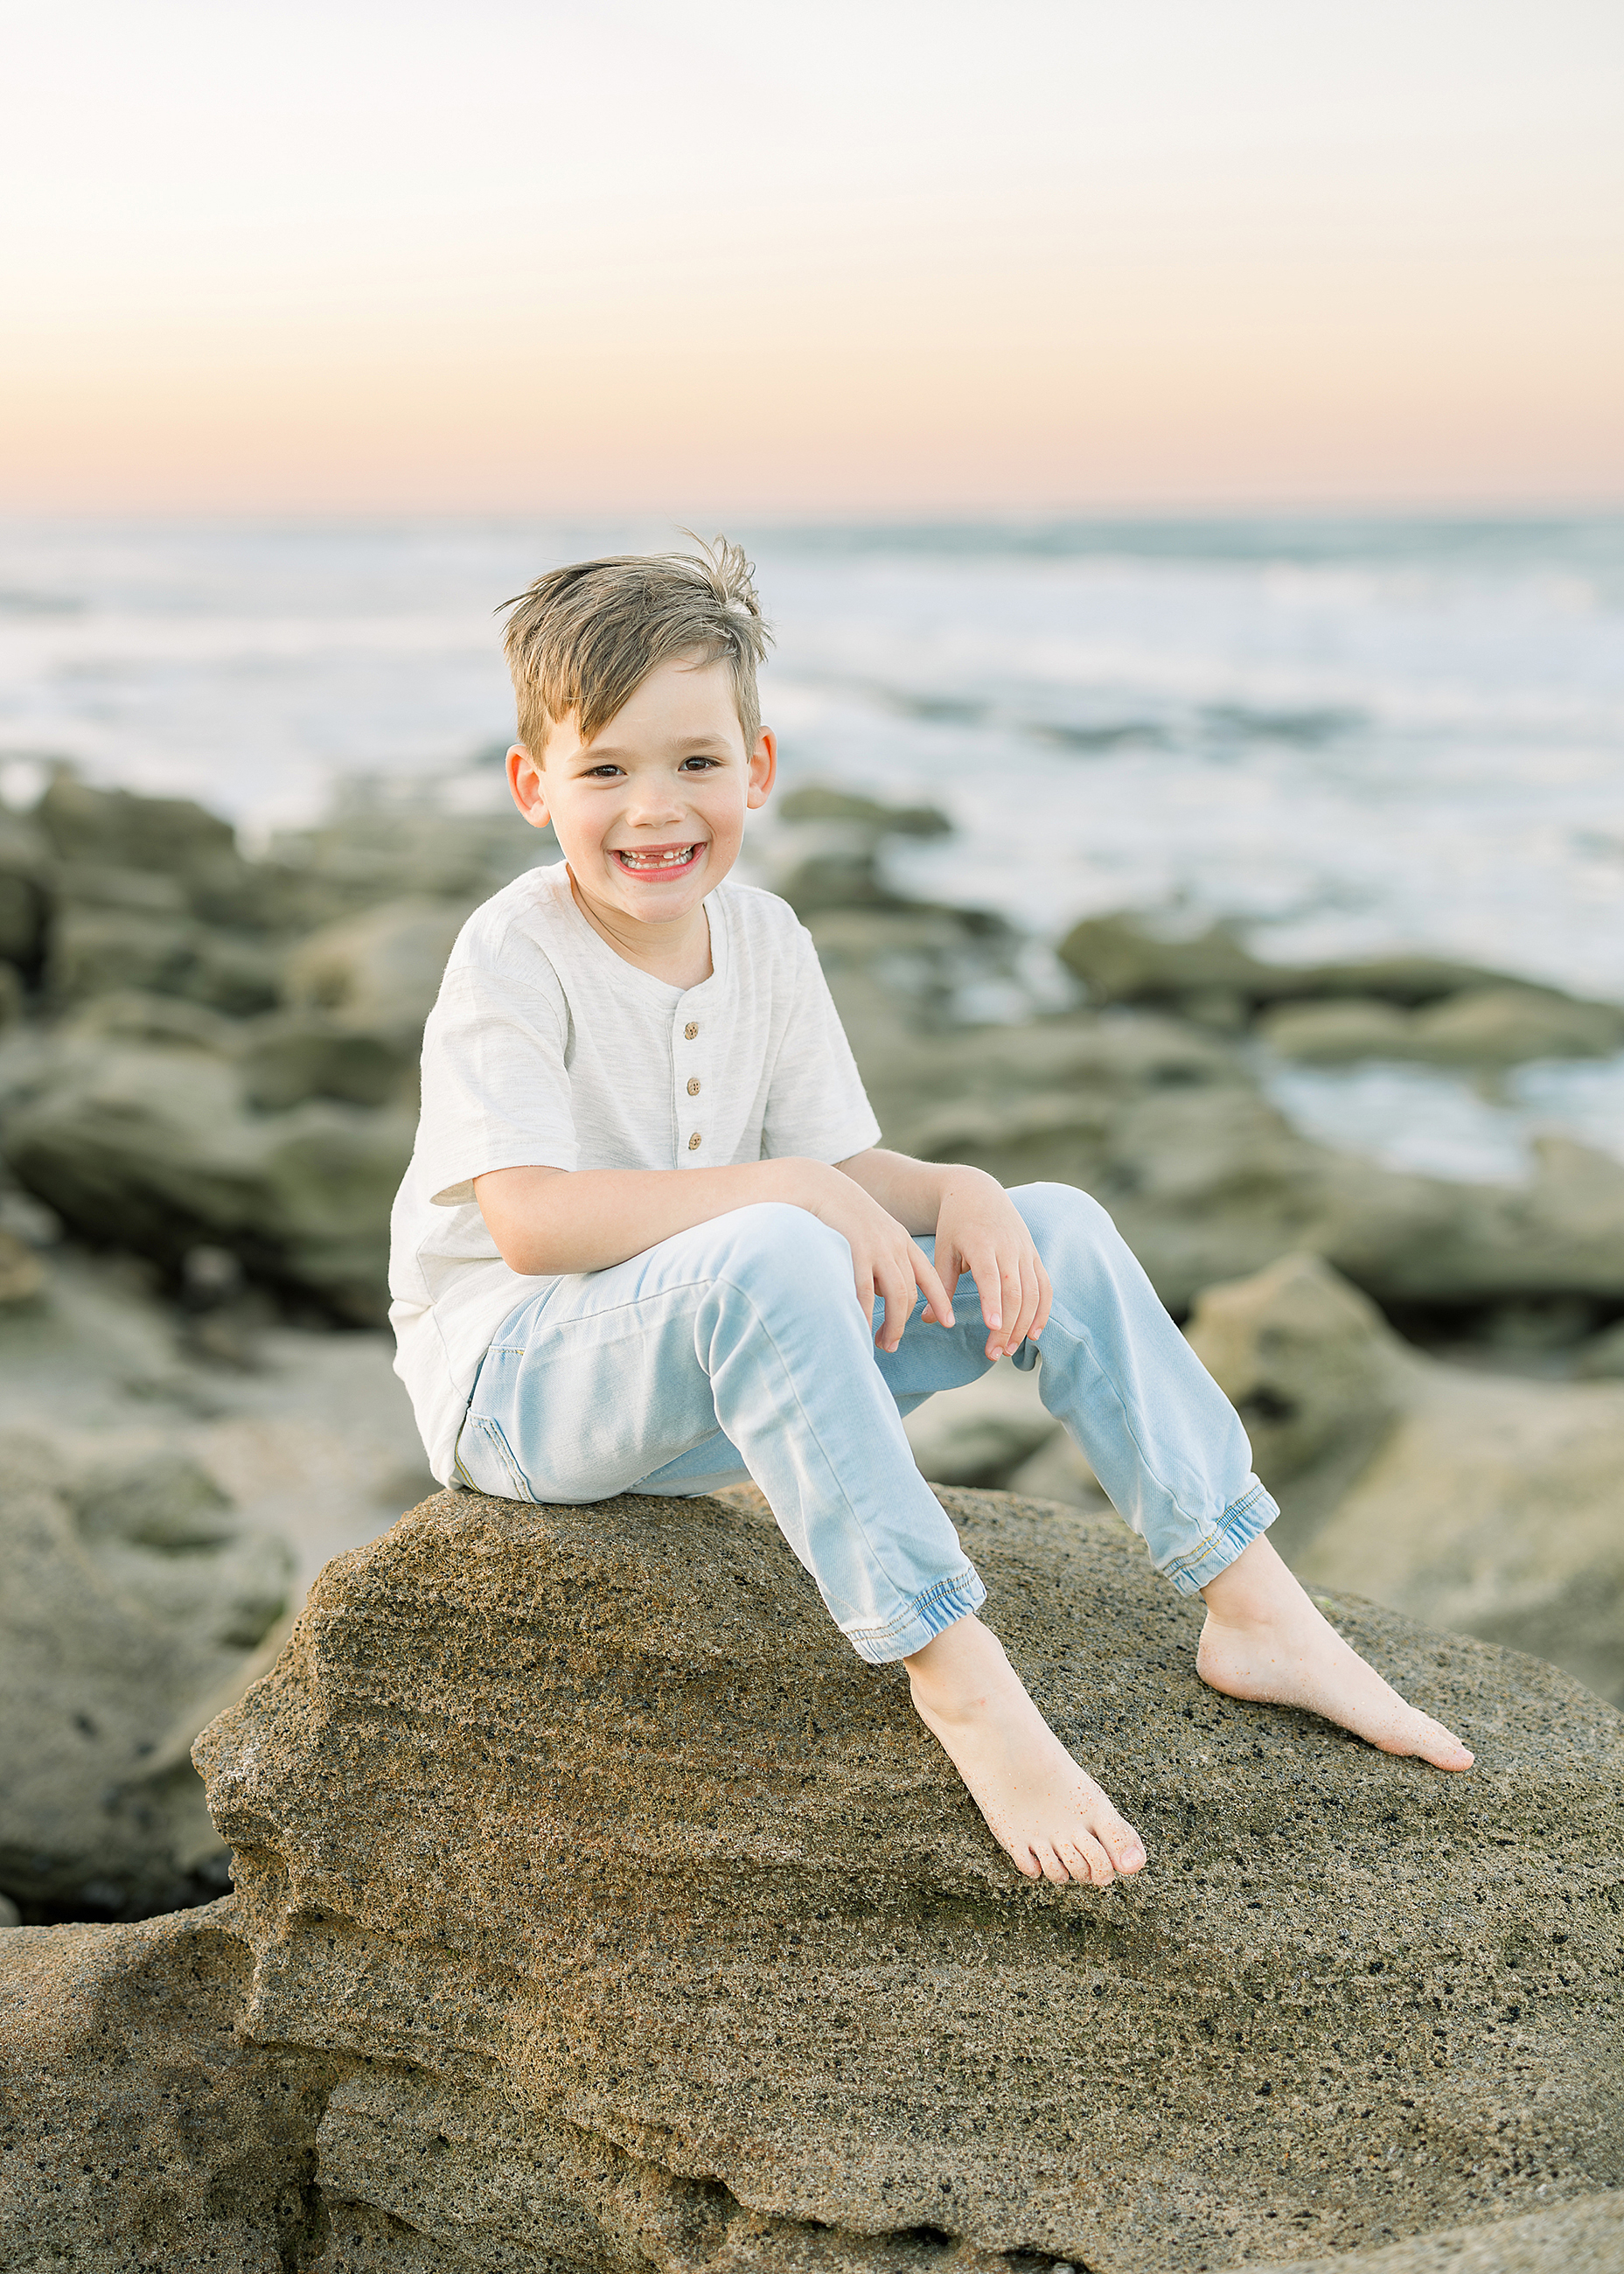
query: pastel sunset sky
3 0 1621 515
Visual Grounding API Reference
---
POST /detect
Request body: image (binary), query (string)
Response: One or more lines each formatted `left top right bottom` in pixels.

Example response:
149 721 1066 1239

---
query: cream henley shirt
388 861 882 1482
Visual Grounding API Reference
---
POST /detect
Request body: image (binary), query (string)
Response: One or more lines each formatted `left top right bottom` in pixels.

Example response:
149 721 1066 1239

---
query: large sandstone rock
0 1902 341 2271
3 1482 1622 2269
1186 1256 1624 1706
0 1433 294 1912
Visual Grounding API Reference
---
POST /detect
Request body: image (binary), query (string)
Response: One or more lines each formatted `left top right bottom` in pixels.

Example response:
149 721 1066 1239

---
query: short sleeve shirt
389 862 882 1481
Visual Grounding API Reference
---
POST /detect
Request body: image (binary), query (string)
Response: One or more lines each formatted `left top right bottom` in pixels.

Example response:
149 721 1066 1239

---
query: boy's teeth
620 847 695 867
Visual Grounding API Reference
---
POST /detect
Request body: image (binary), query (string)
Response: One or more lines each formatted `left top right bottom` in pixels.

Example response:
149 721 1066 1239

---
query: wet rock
905 1070 1624 1316
0 804 55 977
61 984 243 1052
239 1012 415 1113
48 903 282 1013
1056 912 1530 1017
1187 1255 1624 1706
0 1224 45 1305
267 799 548 913
0 1037 413 1319
777 784 953 836
1182 1254 1405 1492
1261 986 1624 1067
282 896 470 1043
37 769 239 879
1575 1320 1624 1381
0 1433 294 1909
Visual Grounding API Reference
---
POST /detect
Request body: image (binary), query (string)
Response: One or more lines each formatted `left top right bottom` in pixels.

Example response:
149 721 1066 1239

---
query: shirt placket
675 1004 709 1165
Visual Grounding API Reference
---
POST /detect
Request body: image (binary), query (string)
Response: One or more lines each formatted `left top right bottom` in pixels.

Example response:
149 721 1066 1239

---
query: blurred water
1 513 1621 1178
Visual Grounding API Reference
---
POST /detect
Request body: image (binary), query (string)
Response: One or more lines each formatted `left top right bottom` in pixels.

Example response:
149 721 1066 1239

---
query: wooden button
683 1022 699 1040
687 1132 702 1151
687 1077 700 1096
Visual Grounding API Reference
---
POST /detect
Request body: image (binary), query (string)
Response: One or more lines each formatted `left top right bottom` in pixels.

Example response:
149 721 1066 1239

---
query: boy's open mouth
614 845 700 873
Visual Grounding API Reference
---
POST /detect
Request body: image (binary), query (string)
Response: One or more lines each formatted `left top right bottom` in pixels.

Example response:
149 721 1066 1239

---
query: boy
389 539 1472 1891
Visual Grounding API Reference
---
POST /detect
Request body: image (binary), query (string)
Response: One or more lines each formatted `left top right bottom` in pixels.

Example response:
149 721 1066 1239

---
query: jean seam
844 1566 984 1649
1040 1292 1233 1559
466 1413 534 1503
1161 1482 1274 1582
703 1263 962 1628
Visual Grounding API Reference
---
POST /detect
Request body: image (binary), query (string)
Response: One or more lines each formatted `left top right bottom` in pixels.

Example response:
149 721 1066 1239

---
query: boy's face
506 653 776 941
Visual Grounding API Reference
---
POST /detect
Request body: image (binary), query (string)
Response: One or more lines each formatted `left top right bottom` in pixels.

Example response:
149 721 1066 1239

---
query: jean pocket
457 1413 535 1503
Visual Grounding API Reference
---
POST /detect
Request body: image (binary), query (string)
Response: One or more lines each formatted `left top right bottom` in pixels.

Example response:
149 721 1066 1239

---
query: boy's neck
566 867 714 990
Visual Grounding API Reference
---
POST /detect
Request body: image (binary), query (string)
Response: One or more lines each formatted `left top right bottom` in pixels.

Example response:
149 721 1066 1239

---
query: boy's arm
473 1159 955 1353
834 1148 1054 1361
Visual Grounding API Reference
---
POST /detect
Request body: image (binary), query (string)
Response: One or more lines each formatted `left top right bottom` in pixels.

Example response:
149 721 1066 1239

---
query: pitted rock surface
4 1483 1621 2272
201 1485 1624 2271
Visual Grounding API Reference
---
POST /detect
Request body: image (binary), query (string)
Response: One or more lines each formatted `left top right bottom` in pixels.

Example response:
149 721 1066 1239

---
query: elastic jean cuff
840 1564 987 1666
1159 1479 1279 1598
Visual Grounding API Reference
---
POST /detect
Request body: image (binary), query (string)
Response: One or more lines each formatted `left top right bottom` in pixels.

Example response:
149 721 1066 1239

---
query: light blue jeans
454 1182 1277 1664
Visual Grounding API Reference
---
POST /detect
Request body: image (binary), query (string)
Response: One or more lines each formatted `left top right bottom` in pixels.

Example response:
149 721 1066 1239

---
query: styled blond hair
500 534 772 758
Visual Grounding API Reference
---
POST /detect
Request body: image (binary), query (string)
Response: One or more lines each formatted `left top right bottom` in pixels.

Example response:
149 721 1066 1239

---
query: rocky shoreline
2 770 1622 2269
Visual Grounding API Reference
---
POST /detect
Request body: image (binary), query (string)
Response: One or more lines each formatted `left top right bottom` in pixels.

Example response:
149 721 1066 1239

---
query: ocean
2 513 1621 1181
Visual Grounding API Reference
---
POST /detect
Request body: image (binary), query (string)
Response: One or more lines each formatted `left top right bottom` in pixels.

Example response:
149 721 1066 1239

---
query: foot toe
1035 1842 1073 1886
1097 1818 1147 1874
1063 1834 1115 1886
1418 1718 1474 1771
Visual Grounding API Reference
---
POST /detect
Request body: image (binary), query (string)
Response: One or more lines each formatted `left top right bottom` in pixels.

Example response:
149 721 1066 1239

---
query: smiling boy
389 539 1472 1891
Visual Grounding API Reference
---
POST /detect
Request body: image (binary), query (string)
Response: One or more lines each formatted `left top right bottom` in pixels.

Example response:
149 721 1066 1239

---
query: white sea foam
2 514 1620 1181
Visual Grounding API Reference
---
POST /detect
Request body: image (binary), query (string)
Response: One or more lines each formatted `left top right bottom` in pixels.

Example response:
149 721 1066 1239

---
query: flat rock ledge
3 1485 1621 2274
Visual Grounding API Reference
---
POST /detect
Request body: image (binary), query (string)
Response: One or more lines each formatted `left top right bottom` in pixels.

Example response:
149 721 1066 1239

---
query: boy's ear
507 744 552 832
746 727 777 811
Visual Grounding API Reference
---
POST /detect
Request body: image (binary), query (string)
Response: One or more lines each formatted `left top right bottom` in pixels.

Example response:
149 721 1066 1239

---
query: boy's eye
679 756 720 771
585 764 624 778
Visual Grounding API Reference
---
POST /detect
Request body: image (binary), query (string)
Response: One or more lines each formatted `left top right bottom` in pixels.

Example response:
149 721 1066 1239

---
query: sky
2 0 1622 516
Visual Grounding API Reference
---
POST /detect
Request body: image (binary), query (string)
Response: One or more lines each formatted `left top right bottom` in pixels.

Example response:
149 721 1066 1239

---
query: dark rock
0 1433 293 1908
777 785 953 837
48 904 282 1014
0 1038 413 1319
1055 915 1621 1056
1261 987 1624 1067
37 770 238 878
0 805 54 978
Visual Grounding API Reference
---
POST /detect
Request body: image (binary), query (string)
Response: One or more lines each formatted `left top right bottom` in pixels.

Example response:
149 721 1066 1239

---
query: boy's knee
1010 1180 1118 1258
710 1200 852 1294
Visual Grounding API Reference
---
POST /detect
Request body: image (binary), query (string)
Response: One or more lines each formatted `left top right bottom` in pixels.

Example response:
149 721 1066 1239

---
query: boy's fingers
1032 1256 1054 1340
992 1257 1023 1356
911 1243 954 1329
965 1243 1003 1336
871 1252 911 1350
1009 1255 1043 1350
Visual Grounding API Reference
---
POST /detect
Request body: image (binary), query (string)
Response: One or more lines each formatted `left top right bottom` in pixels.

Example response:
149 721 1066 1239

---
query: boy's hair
500 534 772 757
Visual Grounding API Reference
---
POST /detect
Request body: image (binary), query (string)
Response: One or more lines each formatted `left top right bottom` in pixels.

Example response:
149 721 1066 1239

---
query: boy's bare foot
903 1615 1147 1885
1196 1534 1474 1770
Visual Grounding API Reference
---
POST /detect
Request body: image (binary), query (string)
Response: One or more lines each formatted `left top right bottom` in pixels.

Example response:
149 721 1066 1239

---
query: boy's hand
933 1168 1053 1362
801 1165 956 1354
